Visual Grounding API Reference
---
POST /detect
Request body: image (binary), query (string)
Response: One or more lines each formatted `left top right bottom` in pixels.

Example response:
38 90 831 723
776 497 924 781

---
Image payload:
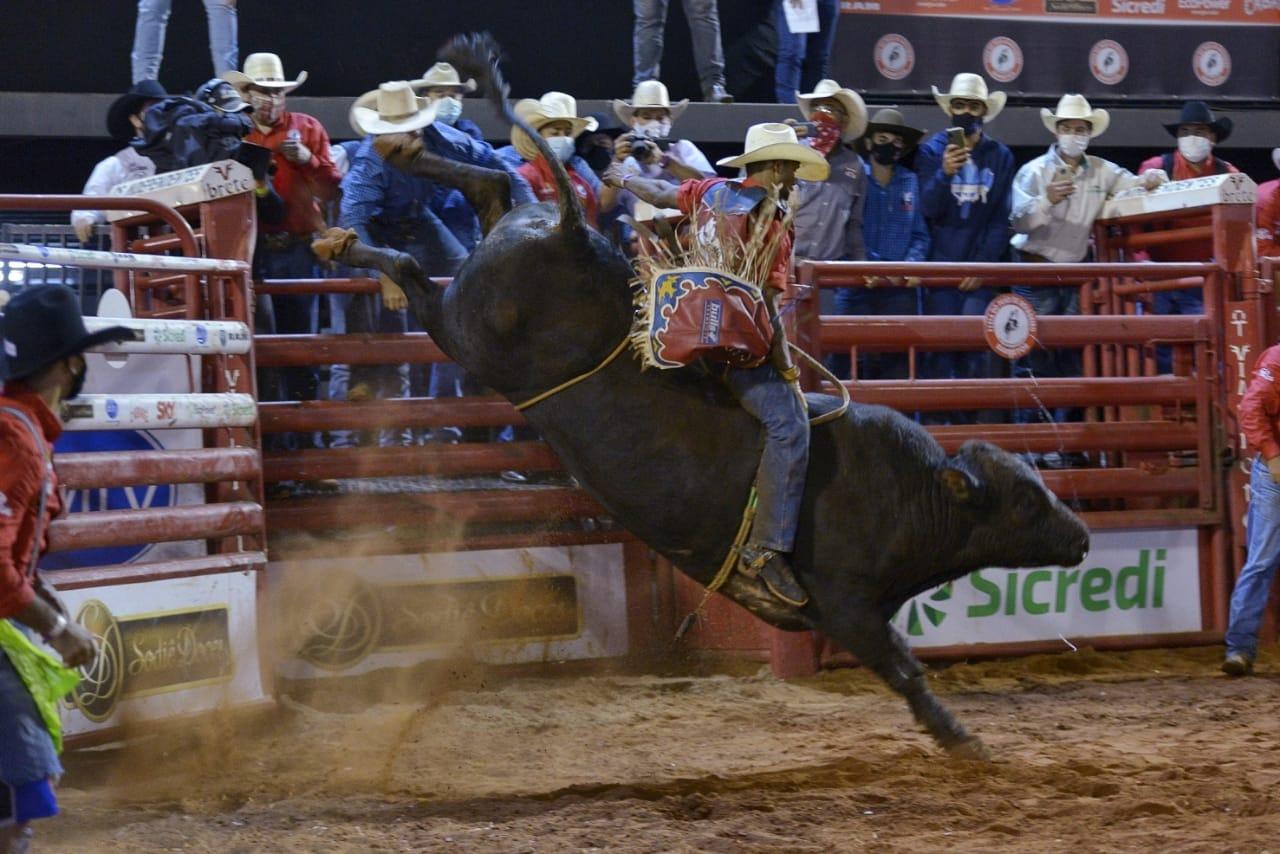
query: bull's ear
939 465 984 505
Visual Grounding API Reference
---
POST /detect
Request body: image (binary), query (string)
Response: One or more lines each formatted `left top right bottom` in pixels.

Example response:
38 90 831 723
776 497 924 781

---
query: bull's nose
1071 534 1090 565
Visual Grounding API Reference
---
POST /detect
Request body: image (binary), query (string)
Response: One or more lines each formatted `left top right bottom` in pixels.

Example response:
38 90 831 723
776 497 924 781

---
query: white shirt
622 138 715 221
71 146 157 229
1010 145 1145 263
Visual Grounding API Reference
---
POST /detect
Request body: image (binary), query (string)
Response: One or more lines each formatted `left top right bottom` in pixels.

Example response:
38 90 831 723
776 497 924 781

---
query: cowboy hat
0 285 132 381
511 92 598 161
796 79 868 142
106 79 167 141
863 107 924 149
411 62 476 93
225 52 308 93
349 81 438 136
1273 147 1280 174
716 123 830 182
932 73 1006 122
613 80 688 124
1162 100 1232 142
1040 93 1110 138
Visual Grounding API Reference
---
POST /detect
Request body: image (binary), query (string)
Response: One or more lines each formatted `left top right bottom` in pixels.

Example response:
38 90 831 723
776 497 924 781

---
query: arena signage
892 528 1201 648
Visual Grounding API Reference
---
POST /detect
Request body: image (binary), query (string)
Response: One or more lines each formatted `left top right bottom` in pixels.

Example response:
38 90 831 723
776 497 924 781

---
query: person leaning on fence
1255 147 1280 259
70 81 167 245
1009 94 1166 443
0 286 128 852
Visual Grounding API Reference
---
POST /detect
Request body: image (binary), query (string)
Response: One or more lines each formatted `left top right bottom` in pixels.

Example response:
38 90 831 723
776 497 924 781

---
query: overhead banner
834 4 1280 99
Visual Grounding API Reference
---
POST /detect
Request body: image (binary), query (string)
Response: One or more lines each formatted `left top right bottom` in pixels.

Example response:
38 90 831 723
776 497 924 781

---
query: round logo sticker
1089 40 1130 86
1192 42 1231 87
983 37 1024 83
874 34 915 81
984 294 1038 360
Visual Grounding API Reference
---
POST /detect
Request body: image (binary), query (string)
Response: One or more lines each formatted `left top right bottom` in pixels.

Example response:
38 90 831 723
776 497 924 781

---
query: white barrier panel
84 316 252 356
62 393 257 431
57 570 267 738
893 528 1202 648
269 545 629 679
0 242 248 274
1100 173 1257 220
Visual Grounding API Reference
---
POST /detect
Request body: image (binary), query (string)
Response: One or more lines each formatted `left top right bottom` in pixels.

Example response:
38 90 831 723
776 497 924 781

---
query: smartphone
946 126 966 150
1052 164 1075 184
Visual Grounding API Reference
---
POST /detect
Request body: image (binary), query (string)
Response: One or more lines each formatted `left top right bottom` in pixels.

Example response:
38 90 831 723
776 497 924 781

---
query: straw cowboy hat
1040 93 1110 138
511 92 598 161
613 80 688 124
349 81 438 136
716 123 830 182
796 79 868 142
411 62 476 93
225 52 308 93
863 107 924 149
1162 100 1232 142
932 73 1006 121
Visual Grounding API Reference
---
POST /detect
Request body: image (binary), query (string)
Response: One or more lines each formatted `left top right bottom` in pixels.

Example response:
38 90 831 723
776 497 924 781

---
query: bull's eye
1013 482 1046 525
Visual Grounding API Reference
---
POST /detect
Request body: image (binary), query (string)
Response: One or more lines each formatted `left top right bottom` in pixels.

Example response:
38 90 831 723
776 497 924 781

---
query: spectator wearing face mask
412 62 482 142
508 93 618 229
1138 100 1238 182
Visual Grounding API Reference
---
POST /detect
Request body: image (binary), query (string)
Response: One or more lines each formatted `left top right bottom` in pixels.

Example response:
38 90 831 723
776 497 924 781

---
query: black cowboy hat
106 79 168 142
863 107 924 149
0 285 132 381
1163 100 1232 143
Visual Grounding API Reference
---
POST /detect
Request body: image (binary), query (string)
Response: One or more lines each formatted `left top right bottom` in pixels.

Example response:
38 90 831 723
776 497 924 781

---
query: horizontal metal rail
62 393 257 431
48 502 264 552
268 527 632 560
48 552 268 591
0 241 247 273
0 194 200 258
928 421 1198 454
256 277 382 296
837 376 1198 410
258 396 523 433
82 316 253 355
262 442 561 482
266 489 604 532
56 448 261 489
820 314 1207 351
799 260 1219 287
1040 467 1197 499
255 333 449 367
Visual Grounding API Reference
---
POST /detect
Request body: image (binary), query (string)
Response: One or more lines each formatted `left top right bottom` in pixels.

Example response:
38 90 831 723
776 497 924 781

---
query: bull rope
512 337 631 412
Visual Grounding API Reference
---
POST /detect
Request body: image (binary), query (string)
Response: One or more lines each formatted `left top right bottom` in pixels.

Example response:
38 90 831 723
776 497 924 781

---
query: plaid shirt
861 161 930 263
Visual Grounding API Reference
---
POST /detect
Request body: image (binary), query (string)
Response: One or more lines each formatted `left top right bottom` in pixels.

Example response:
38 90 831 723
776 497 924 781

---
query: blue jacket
915 130 1014 263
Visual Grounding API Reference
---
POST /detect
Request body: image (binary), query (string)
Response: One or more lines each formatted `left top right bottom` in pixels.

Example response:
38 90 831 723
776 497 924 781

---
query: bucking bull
316 34 1091 759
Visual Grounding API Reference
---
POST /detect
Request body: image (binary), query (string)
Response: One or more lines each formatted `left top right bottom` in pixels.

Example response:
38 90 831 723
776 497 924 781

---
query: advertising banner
892 528 1202 648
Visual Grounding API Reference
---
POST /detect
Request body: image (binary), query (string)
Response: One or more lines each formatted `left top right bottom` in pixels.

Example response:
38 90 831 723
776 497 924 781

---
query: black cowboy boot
739 544 809 607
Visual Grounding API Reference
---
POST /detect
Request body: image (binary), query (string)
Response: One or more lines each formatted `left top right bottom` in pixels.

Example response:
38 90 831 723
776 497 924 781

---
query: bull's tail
437 32 587 236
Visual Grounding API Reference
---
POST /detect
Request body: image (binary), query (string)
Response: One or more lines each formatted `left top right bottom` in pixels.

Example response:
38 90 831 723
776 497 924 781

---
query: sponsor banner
833 14 1278 99
840 0 1275 22
892 528 1202 648
269 545 630 679
58 570 266 737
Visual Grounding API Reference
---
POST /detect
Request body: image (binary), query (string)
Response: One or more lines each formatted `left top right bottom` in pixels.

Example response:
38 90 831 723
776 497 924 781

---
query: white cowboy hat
1040 93 1110 138
931 72 1006 122
716 122 830 182
1273 147 1280 173
225 52 308 93
349 81 438 136
613 80 688 124
796 79 869 142
411 62 476 93
511 92 598 161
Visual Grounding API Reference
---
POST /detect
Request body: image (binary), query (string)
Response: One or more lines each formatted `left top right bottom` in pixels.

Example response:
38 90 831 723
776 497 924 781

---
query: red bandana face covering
807 109 843 157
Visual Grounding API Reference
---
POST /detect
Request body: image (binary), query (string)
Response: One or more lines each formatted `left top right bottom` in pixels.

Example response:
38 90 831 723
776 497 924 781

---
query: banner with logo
892 528 1202 648
268 545 629 679
58 570 266 737
835 6 1279 100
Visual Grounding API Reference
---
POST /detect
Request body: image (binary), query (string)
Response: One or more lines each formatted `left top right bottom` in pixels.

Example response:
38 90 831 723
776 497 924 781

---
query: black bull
322 34 1090 758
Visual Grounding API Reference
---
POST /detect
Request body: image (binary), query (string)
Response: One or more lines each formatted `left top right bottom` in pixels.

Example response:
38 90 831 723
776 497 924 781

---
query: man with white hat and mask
1010 94 1165 431
915 73 1016 423
412 62 483 142
605 123 829 607
1258 147 1280 258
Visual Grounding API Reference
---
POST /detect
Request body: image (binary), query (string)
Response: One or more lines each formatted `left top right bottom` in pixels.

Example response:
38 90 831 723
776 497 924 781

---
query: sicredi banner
892 528 1202 648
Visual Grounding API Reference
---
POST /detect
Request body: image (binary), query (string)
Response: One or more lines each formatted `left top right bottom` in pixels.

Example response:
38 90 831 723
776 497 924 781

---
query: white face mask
1177 135 1212 163
545 135 576 163
633 118 671 139
1056 133 1090 159
434 96 462 126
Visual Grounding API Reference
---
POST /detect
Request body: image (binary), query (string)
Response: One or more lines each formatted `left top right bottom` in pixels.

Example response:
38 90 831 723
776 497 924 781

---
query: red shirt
675 176 793 291
1138 151 1239 182
0 382 64 618
516 157 600 229
245 111 341 236
1239 345 1280 461
1256 179 1280 259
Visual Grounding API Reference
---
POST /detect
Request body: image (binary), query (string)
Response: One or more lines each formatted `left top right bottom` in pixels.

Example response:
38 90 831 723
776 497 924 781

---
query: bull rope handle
789 343 850 426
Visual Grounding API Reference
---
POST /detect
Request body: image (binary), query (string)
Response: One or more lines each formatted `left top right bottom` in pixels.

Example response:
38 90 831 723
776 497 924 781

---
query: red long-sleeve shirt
676 177 793 291
1138 151 1239 182
0 383 63 618
1256 179 1280 259
245 111 341 236
516 157 600 229
1239 344 1280 461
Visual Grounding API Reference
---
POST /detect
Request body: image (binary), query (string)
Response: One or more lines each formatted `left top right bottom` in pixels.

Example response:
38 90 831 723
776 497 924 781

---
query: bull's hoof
311 227 357 263
945 736 992 762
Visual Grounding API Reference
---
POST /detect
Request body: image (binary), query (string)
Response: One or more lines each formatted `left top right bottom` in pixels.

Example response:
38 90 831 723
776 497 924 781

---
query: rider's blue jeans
1225 455 1280 660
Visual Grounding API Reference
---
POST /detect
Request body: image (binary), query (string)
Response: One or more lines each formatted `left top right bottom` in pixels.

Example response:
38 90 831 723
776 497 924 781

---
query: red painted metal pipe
255 333 449 367
928 421 1198 454
268 527 632 561
55 448 260 489
798 260 1217 286
266 489 604 532
262 441 561 482
47 502 264 552
259 397 523 433
1111 225 1215 250
1039 467 1198 499
1078 508 1221 530
839 376 1197 410
49 552 267 591
256 278 380 296
820 314 1205 351
0 195 200 259
1110 277 1206 296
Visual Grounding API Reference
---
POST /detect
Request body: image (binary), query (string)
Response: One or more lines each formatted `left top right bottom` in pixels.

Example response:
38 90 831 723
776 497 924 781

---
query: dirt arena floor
40 645 1280 853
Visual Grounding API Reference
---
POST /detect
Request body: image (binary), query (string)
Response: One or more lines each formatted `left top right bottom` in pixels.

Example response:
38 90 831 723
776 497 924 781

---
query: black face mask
582 144 613 174
952 113 983 135
67 362 87 400
870 142 901 166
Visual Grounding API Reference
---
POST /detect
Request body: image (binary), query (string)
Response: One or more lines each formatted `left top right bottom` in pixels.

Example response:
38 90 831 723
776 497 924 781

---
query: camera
627 133 673 163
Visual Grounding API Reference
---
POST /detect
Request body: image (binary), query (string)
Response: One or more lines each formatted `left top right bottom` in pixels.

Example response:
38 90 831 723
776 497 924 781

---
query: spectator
1010 94 1165 436
71 81 166 244
131 0 237 84
509 92 618 229
1138 100 1238 181
1256 147 1280 258
773 0 840 104
227 53 341 442
915 73 1015 424
633 0 734 103
412 62 483 142
842 107 930 381
1224 341 1280 676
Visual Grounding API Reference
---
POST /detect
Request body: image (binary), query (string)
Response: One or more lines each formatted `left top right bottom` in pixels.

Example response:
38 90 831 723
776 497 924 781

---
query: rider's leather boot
739 544 809 607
